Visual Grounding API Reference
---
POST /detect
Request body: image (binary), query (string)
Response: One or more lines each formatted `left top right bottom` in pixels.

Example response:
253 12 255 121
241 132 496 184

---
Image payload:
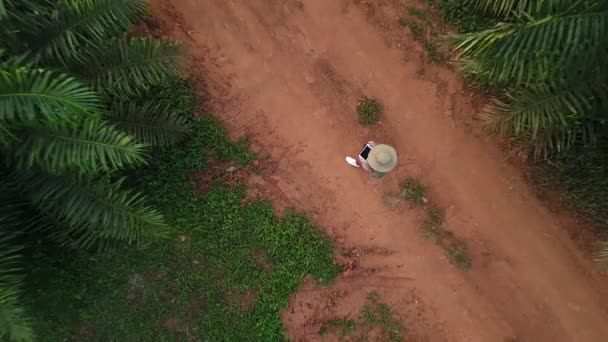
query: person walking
346 141 397 178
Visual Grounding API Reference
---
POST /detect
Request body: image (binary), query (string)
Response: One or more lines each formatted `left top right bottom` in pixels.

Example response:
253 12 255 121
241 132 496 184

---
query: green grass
421 205 472 270
28 79 339 341
530 141 608 233
423 41 446 64
319 318 357 338
356 96 383 126
320 292 404 341
407 7 430 20
400 177 426 206
434 0 497 33
398 17 424 41
359 292 405 342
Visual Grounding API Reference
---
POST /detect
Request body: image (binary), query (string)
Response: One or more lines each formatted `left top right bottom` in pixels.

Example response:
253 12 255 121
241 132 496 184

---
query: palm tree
450 0 608 264
0 0 189 339
450 0 608 157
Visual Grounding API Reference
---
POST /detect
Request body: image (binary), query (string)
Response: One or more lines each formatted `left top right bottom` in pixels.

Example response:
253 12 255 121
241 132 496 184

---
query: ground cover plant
28 79 340 341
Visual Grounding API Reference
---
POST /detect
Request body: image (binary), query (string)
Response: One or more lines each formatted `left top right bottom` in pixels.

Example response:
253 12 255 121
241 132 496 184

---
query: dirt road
151 0 608 340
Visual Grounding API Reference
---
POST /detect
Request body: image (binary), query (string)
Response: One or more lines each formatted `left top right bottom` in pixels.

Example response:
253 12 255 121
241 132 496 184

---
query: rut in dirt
151 0 608 341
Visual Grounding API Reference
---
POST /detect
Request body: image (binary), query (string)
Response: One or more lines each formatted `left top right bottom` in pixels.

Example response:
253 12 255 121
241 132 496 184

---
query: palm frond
479 79 607 156
0 0 6 19
28 0 147 63
74 37 183 97
0 201 33 342
26 173 167 248
464 0 591 18
0 65 102 122
596 241 608 265
110 100 191 146
8 118 147 174
450 9 608 85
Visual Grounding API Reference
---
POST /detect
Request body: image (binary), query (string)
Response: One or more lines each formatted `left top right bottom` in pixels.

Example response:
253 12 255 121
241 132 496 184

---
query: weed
426 205 445 227
252 166 265 175
400 177 426 206
420 205 472 269
29 79 339 341
445 238 472 270
319 318 357 338
360 292 405 341
399 18 424 41
356 96 383 126
423 41 446 63
408 7 430 20
320 292 404 341
421 205 443 238
435 0 497 33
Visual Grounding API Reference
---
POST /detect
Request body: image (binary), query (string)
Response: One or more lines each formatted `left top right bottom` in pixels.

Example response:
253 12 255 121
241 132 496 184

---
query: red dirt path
151 0 608 340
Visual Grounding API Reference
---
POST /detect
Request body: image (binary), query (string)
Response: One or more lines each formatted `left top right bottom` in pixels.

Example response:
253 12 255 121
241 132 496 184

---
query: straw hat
367 144 398 172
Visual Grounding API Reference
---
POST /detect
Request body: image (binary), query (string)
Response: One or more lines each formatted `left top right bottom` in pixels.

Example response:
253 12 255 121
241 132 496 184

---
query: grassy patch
527 141 608 240
28 79 339 341
400 177 426 206
421 206 471 270
423 41 446 64
433 0 497 33
399 17 424 41
407 7 430 20
356 96 383 126
319 318 357 338
320 292 404 341
360 292 405 342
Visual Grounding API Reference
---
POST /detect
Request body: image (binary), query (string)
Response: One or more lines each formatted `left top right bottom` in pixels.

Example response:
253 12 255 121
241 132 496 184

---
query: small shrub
400 177 426 205
423 41 446 63
399 18 423 41
408 7 430 20
445 239 472 270
421 205 444 238
319 318 357 337
356 96 383 126
419 205 472 269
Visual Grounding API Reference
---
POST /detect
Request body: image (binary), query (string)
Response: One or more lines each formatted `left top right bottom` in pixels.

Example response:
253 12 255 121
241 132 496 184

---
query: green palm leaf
464 0 589 17
27 173 167 248
450 9 608 85
596 241 608 265
0 65 102 122
0 0 6 19
28 0 146 63
479 79 607 156
74 37 183 97
110 100 191 146
0 202 33 342
9 118 147 174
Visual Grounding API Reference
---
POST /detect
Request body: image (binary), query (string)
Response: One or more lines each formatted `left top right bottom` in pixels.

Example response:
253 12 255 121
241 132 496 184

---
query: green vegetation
400 177 426 206
441 0 608 261
434 0 497 32
356 96 383 126
399 4 448 63
408 7 430 20
0 0 184 338
360 292 405 342
422 41 446 64
391 176 471 269
399 17 424 40
319 318 357 338
421 206 472 270
319 292 404 341
29 80 340 341
450 0 607 157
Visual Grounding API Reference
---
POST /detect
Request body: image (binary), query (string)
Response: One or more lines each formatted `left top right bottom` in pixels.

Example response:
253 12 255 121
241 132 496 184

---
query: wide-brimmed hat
367 144 397 172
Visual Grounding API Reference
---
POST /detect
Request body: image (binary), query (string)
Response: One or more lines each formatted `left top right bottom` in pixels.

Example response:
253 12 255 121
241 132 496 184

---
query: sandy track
151 0 608 340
